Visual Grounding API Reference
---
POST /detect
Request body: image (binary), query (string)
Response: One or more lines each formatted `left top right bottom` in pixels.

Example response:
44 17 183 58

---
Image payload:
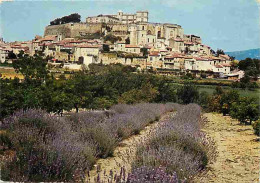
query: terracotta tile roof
117 41 126 44
174 38 184 42
209 56 221 60
165 53 184 59
219 54 230 60
42 35 57 41
77 44 101 48
195 57 209 61
39 43 53 46
159 50 168 52
215 65 223 68
63 44 75 48
222 64 231 67
184 41 194 45
149 51 159 56
125 45 140 48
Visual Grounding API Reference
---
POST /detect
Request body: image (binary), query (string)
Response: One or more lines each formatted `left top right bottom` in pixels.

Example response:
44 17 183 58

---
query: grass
197 85 260 99
0 68 23 79
169 82 260 99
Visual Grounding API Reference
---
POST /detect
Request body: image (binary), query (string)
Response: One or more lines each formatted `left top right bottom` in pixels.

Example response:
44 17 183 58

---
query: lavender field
0 103 180 182
129 104 215 182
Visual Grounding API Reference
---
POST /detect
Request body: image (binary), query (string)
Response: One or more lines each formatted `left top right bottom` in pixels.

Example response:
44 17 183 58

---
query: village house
125 45 141 54
74 44 102 62
163 53 185 70
0 47 10 63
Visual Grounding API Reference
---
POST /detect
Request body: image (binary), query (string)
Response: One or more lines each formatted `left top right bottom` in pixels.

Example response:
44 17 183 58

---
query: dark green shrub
253 120 260 136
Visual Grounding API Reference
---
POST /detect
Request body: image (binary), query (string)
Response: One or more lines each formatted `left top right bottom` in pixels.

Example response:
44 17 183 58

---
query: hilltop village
0 11 243 79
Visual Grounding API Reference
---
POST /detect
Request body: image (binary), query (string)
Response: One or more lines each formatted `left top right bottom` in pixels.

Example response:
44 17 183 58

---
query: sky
0 0 259 52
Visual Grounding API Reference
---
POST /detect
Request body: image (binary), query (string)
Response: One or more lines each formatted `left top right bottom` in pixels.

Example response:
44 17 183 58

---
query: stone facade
87 10 148 24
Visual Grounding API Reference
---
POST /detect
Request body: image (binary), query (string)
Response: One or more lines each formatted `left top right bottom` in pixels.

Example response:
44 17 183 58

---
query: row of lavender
0 103 176 182
127 104 216 182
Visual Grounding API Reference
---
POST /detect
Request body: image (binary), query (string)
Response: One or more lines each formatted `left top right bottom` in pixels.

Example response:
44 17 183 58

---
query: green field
197 85 260 99
170 82 259 99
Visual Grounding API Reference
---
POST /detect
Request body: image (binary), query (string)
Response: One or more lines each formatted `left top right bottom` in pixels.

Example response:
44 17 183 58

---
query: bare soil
196 113 259 183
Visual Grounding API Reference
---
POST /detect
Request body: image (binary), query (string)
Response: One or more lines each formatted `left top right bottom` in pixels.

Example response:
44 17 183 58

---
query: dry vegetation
0 68 23 79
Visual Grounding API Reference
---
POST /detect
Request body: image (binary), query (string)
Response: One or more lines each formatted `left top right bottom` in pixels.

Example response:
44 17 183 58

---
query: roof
77 44 101 48
219 54 230 60
222 64 231 67
210 56 221 60
125 45 140 48
39 43 53 46
149 51 159 56
63 44 75 48
42 35 57 41
215 65 223 68
184 41 194 45
174 38 184 42
195 57 209 61
165 53 184 59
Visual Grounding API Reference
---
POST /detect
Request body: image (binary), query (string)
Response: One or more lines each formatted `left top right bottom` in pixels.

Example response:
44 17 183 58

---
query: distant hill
226 48 260 61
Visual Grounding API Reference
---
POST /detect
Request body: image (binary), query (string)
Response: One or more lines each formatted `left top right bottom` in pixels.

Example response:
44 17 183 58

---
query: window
142 26 144 30
157 31 161 38
148 38 150 42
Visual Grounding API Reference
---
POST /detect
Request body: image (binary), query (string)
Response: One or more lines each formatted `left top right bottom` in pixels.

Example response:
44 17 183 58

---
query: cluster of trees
50 13 81 25
230 58 260 89
1 54 259 129
103 34 122 44
239 58 260 80
205 86 259 124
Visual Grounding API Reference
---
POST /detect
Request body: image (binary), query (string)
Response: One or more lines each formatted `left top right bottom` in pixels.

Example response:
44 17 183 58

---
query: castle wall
44 23 103 38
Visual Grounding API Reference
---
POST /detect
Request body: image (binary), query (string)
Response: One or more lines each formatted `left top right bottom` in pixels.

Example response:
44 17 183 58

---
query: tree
103 44 110 52
230 97 259 124
198 91 210 110
177 84 199 104
50 13 81 25
12 54 49 84
184 47 189 54
252 120 260 136
118 82 158 104
216 49 225 56
7 51 17 59
220 90 239 115
140 48 148 57
104 34 122 44
125 37 130 44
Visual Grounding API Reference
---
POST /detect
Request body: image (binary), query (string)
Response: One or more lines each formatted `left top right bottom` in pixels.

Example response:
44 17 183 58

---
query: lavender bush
0 109 95 182
0 103 176 182
132 104 215 181
127 166 179 183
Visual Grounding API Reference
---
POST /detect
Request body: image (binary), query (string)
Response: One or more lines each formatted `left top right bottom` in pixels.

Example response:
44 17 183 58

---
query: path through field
85 112 175 183
196 113 259 183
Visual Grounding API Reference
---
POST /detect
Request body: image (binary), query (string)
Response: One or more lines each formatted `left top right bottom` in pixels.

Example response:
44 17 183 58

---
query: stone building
87 10 148 24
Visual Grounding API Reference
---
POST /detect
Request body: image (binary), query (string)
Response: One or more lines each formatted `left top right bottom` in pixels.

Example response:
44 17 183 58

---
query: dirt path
196 113 259 183
85 112 175 183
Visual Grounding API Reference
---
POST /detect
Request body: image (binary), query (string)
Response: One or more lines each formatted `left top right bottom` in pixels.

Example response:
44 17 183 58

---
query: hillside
226 48 260 60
